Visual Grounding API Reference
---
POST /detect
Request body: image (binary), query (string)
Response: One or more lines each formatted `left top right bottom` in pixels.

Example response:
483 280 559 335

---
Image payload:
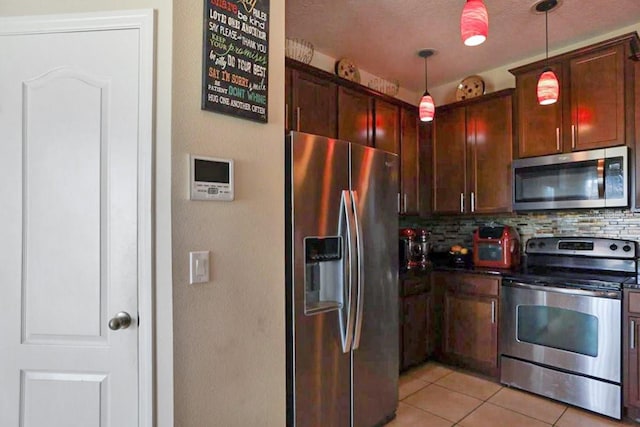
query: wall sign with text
202 0 269 123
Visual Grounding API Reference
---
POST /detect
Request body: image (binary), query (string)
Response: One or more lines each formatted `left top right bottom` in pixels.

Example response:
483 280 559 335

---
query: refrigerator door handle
350 190 365 350
339 190 357 353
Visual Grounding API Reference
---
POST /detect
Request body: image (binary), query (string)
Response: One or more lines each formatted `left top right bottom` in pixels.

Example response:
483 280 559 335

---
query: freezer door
289 132 351 427
350 144 399 427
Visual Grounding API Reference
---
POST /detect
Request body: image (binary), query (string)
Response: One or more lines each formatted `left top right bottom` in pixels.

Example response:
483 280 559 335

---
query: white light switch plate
189 251 210 284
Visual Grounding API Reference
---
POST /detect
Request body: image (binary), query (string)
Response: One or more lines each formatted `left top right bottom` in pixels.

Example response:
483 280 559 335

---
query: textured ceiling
286 0 640 93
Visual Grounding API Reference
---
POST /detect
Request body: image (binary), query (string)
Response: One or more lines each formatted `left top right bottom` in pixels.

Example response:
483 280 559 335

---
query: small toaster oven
473 226 520 269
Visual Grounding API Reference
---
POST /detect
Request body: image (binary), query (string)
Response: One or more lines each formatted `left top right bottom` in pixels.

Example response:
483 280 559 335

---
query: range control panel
526 237 637 258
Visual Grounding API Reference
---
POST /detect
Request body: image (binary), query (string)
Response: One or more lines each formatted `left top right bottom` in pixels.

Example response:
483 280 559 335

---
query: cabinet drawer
629 291 640 314
402 278 430 297
447 274 499 297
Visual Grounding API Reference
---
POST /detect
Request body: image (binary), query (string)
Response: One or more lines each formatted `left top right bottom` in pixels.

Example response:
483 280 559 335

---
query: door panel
290 133 351 427
351 144 399 427
433 107 466 214
0 23 142 426
515 64 564 157
570 45 625 150
468 95 513 213
338 86 372 146
291 70 337 138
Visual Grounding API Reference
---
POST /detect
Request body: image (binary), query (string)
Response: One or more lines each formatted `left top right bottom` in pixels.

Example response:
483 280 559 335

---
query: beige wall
0 1 175 426
171 0 285 426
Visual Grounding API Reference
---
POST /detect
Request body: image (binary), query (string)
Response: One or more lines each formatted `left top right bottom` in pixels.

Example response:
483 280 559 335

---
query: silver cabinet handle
631 320 636 350
109 311 132 331
460 193 464 213
397 193 401 213
491 301 496 324
403 193 408 213
471 192 475 213
571 124 576 149
556 127 560 151
296 106 301 131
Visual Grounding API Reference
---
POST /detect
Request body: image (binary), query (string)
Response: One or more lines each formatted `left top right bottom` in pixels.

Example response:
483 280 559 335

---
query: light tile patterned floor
390 362 638 427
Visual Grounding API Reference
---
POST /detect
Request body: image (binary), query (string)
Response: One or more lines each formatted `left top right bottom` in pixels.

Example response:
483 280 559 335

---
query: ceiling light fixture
536 0 559 105
461 0 489 47
418 49 435 122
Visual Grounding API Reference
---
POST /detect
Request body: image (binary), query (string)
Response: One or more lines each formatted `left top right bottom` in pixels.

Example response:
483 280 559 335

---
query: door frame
0 10 155 426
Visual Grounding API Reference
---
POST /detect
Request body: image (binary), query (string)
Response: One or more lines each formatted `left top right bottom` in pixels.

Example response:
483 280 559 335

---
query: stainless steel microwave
512 146 628 211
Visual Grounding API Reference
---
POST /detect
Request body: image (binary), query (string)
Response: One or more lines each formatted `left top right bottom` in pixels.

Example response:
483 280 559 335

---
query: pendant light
460 0 489 47
536 0 559 105
418 49 435 122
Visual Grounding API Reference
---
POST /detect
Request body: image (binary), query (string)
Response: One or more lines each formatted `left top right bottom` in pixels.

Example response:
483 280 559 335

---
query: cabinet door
400 107 419 215
402 293 430 370
627 315 640 408
291 69 337 138
337 86 372 146
467 94 513 214
514 64 564 158
570 45 625 151
374 99 400 155
443 292 498 375
433 107 467 214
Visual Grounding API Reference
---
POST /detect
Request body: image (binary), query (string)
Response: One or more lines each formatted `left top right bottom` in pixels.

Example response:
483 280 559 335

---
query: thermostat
190 154 234 201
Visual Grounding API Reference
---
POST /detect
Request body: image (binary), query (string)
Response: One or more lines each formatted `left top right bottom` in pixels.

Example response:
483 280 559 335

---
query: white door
0 11 153 427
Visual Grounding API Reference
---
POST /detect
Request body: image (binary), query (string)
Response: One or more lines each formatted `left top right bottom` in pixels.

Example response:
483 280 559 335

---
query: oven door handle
502 280 621 299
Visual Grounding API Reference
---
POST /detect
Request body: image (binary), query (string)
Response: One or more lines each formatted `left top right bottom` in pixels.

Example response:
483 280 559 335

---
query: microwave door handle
339 190 356 353
597 158 605 199
350 191 364 350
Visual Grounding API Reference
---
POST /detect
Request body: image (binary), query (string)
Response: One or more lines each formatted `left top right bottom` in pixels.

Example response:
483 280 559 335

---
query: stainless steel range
501 237 639 420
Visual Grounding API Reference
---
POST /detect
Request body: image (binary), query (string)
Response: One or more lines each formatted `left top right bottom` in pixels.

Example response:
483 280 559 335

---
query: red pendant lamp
418 49 435 122
461 0 489 47
536 0 559 105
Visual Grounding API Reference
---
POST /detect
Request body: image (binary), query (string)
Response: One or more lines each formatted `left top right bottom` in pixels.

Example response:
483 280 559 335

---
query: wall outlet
189 251 210 284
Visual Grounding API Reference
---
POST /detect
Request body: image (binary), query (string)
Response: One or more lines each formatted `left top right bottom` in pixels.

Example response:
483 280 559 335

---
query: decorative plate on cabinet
335 58 361 83
456 75 485 101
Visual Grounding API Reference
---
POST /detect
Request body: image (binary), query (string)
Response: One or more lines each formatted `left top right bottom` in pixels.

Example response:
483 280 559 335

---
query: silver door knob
108 311 132 330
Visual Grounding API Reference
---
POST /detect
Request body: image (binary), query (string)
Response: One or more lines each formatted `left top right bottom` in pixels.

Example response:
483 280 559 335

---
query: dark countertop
401 252 639 287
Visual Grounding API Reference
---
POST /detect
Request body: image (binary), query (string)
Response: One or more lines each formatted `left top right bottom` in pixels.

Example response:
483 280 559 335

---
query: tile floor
391 362 638 427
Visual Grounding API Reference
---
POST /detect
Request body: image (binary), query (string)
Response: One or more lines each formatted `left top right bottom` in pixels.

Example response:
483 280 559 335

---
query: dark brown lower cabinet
624 290 640 420
399 275 433 372
433 271 500 378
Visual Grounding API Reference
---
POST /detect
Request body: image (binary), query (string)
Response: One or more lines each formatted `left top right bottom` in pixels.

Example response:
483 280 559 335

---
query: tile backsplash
400 209 640 252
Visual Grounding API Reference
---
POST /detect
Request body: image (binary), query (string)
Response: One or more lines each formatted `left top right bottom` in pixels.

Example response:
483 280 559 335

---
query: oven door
501 280 621 383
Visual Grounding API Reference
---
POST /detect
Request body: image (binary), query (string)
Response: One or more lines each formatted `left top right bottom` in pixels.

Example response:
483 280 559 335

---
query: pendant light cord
424 56 428 92
545 9 549 61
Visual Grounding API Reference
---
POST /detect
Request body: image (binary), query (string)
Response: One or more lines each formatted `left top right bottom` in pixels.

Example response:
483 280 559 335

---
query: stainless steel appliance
512 146 628 211
285 131 399 427
501 237 639 419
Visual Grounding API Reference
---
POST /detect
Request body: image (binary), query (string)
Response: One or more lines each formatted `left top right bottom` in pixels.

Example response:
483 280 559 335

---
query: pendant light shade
535 0 559 105
461 0 488 47
418 49 436 122
537 69 559 105
419 92 435 122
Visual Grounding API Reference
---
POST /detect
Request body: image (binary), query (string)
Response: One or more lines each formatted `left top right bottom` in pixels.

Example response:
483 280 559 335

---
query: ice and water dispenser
304 236 344 314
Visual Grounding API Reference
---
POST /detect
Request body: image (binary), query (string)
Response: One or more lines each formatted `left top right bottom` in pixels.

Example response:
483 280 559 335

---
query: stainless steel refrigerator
285 131 399 427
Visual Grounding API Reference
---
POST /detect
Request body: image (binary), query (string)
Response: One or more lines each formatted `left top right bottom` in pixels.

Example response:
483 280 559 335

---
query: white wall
0 1 175 426
171 0 285 425
430 23 640 105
